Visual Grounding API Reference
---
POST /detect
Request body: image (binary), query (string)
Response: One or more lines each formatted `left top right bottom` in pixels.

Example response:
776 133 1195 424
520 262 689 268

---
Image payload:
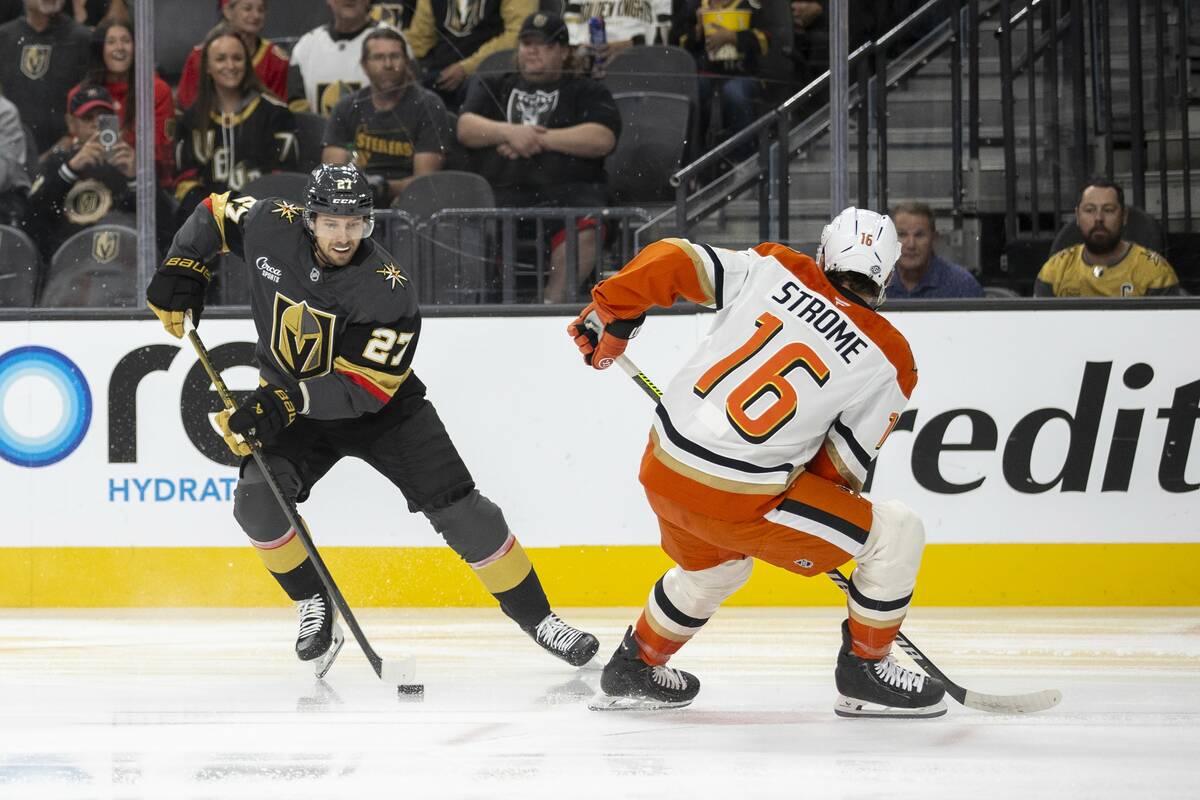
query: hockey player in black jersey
147 163 598 677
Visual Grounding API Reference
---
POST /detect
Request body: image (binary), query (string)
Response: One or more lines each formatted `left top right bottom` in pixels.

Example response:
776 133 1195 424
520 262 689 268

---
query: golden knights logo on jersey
21 44 51 80
271 293 337 380
442 0 486 37
64 179 114 225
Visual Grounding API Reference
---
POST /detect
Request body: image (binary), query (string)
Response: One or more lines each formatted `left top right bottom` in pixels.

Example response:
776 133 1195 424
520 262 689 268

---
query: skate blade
834 694 947 719
587 693 694 711
312 622 345 680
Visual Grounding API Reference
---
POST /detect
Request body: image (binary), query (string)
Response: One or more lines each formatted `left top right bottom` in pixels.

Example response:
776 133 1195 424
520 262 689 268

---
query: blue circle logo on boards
0 346 92 467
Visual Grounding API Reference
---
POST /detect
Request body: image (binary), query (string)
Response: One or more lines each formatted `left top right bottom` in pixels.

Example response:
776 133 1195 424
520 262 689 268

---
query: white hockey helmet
816 207 901 306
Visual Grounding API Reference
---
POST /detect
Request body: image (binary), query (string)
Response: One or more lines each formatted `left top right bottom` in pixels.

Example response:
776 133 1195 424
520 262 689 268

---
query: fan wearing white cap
567 210 943 718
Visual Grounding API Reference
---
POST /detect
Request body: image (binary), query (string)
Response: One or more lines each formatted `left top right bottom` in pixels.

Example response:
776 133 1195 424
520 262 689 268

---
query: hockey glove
567 302 645 370
146 262 209 338
215 409 252 457
226 384 300 445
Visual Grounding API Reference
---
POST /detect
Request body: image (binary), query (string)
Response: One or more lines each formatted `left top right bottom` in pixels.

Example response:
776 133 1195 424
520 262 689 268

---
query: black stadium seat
154 0 220 83
41 225 138 308
293 112 327 172
606 92 691 203
241 172 310 203
262 0 330 42
394 171 495 304
0 225 41 307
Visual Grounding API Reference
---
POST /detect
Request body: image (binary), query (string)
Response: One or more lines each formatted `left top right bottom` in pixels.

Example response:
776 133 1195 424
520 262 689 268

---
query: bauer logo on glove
221 384 301 452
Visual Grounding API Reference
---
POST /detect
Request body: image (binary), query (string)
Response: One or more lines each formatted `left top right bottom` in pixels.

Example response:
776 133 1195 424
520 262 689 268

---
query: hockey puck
397 683 425 697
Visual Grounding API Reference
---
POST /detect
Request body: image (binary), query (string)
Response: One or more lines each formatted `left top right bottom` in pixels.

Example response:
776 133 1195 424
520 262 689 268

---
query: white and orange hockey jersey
591 238 917 523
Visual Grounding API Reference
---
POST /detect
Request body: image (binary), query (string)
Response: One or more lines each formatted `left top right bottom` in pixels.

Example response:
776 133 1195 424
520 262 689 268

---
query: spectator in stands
671 0 784 160
1035 179 1182 297
458 11 620 303
24 85 165 259
789 1 826 87
289 0 378 116
0 89 31 226
178 1 289 111
67 18 176 186
407 0 534 111
322 26 452 205
564 0 673 74
0 0 91 156
883 201 983 300
370 1 413 29
69 0 125 26
174 23 298 226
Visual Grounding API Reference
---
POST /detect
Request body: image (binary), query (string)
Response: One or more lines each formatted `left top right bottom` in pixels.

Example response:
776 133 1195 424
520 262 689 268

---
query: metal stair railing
637 0 1002 248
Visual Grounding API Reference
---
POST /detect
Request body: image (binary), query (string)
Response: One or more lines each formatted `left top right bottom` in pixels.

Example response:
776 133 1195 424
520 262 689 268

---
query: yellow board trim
0 543 1196 607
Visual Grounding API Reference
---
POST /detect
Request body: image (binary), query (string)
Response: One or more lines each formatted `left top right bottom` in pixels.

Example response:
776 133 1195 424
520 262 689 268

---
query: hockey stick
603 349 1061 714
183 318 418 690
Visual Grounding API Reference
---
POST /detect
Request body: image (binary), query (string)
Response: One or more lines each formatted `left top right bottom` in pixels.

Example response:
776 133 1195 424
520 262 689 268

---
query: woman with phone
66 17 177 185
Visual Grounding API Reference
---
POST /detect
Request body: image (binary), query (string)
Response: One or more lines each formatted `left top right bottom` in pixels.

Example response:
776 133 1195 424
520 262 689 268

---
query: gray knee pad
233 457 302 544
423 489 510 563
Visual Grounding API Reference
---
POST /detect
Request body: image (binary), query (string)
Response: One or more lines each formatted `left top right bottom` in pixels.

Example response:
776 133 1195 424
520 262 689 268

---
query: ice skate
834 620 946 718
523 612 599 667
295 592 344 679
589 627 699 710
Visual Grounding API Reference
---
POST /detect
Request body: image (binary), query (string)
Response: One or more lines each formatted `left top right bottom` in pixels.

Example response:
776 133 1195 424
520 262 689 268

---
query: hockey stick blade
184 317 416 688
605 350 1061 715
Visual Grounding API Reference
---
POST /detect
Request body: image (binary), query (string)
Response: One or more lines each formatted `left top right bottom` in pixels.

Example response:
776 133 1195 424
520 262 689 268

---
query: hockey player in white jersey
568 208 947 718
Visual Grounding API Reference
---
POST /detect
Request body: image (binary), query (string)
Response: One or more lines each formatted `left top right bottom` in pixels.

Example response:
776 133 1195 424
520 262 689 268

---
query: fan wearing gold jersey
1035 178 1182 297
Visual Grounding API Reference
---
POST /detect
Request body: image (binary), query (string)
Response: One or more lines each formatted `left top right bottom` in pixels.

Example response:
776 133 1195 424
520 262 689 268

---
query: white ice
1 607 1196 799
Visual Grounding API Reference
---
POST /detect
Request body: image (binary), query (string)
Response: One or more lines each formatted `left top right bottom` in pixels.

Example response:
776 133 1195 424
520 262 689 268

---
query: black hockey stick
184 318 418 689
603 349 1061 714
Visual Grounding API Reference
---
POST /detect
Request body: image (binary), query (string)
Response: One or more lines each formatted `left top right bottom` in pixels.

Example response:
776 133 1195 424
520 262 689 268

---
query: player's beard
1084 226 1122 255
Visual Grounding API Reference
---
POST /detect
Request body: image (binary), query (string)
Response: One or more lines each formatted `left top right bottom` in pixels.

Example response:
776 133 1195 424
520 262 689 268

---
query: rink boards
0 309 1197 606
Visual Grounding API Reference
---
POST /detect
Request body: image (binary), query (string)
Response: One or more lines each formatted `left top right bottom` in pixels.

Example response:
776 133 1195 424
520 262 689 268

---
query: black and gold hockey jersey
1034 242 1181 297
174 92 298 206
163 192 420 420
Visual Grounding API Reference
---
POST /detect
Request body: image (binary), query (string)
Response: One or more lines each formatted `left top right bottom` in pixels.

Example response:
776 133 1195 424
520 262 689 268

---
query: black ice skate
523 612 600 667
589 627 700 711
834 620 946 718
295 592 344 680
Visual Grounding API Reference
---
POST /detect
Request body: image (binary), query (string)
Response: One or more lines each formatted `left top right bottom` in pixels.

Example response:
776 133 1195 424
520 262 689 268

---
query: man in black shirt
322 26 453 205
458 11 620 302
0 0 90 156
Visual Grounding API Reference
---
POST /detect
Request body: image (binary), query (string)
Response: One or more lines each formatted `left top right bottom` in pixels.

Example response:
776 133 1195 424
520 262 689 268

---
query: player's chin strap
181 313 417 688
587 317 1062 715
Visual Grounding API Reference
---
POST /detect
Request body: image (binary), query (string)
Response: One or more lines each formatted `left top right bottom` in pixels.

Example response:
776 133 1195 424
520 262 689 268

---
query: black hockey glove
146 258 209 338
226 384 300 444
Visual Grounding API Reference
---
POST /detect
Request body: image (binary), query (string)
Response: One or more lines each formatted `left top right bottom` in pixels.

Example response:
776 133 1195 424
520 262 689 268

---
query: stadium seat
154 0 220 83
261 0 330 41
294 112 327 172
21 124 39 178
0 225 41 306
983 285 1021 298
41 225 138 307
604 46 699 108
473 48 515 78
394 171 495 304
1048 206 1166 257
241 172 310 203
606 92 691 203
604 46 700 163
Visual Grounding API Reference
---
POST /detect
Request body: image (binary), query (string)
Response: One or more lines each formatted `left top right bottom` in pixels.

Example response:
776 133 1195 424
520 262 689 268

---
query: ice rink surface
0 607 1196 800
